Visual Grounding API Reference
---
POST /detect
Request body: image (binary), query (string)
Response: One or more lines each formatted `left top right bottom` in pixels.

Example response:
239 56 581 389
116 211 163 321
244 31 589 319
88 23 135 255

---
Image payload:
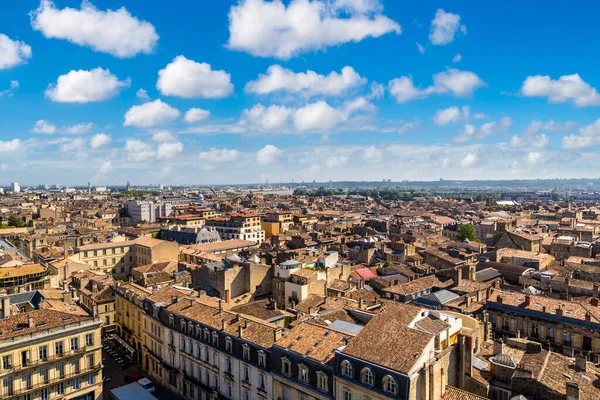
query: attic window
35 322 46 327
62 316 72 321
565 310 573 315
516 300 523 304
534 303 541 307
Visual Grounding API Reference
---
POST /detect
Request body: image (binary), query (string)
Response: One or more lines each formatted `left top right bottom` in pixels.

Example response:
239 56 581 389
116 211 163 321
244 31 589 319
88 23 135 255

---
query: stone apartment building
0 307 103 400
204 213 265 243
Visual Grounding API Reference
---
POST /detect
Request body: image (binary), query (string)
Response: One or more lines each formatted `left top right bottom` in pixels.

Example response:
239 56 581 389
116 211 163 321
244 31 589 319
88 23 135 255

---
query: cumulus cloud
561 119 600 149
136 88 150 101
293 101 349 131
433 106 470 125
198 147 240 164
243 104 294 131
510 133 550 150
156 141 184 160
429 9 466 45
45 67 130 103
460 152 477 168
452 53 462 63
527 152 542 165
97 161 114 174
125 139 155 162
152 131 177 143
362 146 382 162
184 108 210 123
64 122 93 134
521 73 600 107
0 34 32 70
256 144 281 165
90 133 111 149
156 56 233 99
30 0 158 58
227 0 400 59
453 117 511 143
245 65 367 97
388 68 485 103
0 139 22 153
32 120 57 134
59 137 85 152
124 99 180 128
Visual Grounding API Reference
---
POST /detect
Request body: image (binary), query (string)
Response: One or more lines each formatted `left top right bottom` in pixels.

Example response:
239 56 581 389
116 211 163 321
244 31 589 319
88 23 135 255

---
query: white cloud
416 42 425 54
156 141 184 160
521 73 600 107
0 139 22 152
30 0 158 58
256 144 281 165
0 34 32 70
243 104 293 130
433 106 470 125
452 53 462 63
97 161 114 174
136 88 150 101
152 131 177 143
388 68 485 103
362 146 382 162
527 152 542 165
125 139 155 162
454 117 511 143
227 0 401 60
46 67 130 103
325 155 348 168
429 9 466 45
510 133 549 149
198 147 240 164
156 56 233 99
90 133 111 149
245 65 366 97
32 120 57 134
460 152 477 168
524 120 576 134
64 122 93 134
184 108 210 123
59 137 85 152
293 101 349 132
124 99 180 128
0 80 19 97
561 119 600 149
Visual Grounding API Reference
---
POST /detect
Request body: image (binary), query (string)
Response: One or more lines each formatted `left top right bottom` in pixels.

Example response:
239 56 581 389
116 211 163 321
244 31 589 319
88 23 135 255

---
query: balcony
0 347 97 376
4 364 102 399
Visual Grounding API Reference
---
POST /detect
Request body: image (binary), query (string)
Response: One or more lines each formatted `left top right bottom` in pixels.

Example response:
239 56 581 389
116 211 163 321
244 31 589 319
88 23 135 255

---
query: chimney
238 325 244 339
566 382 580 400
575 353 587 372
221 319 226 331
524 295 531 307
224 289 230 304
308 307 313 315
453 267 463 286
274 328 283 342
1 296 10 318
218 300 223 313
171 296 178 305
543 306 547 313
556 305 563 316
493 339 504 356
497 296 503 304
565 277 570 296
585 312 592 322
594 284 600 298
64 247 68 260
358 298 364 310
493 279 500 289
591 298 599 307
486 288 491 301
28 315 34 328
476 290 482 302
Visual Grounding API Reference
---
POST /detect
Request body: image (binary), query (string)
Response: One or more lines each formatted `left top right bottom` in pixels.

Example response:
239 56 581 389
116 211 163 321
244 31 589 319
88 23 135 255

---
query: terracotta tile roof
0 309 92 340
275 322 353 364
442 386 487 400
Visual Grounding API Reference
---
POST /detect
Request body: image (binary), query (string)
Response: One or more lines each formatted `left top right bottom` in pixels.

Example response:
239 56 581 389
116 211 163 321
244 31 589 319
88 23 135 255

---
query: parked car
137 378 156 393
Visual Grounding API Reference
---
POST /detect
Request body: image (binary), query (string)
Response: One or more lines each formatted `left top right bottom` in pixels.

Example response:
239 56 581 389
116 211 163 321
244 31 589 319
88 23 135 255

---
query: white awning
112 333 135 353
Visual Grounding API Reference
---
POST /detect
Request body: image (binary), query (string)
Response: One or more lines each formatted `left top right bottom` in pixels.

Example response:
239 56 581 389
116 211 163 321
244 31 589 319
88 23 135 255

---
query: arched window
361 368 374 386
383 375 397 394
340 360 353 378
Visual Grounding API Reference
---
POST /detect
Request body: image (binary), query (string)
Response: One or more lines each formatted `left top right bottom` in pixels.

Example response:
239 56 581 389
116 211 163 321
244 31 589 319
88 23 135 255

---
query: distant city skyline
2 1 600 185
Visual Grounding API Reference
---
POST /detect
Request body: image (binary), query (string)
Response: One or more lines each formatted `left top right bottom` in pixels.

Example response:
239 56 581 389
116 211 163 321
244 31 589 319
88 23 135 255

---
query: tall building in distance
11 182 20 193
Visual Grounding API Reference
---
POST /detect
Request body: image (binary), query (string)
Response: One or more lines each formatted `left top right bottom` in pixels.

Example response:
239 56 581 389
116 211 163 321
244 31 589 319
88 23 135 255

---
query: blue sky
1 0 600 186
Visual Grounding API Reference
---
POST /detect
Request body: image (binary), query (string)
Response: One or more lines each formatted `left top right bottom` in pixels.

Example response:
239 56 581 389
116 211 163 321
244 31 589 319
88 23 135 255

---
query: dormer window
242 344 250 360
169 314 174 327
383 375 397 394
361 368 374 386
281 357 291 376
258 350 266 367
203 328 209 342
212 332 218 347
340 360 353 378
225 337 233 353
298 364 309 383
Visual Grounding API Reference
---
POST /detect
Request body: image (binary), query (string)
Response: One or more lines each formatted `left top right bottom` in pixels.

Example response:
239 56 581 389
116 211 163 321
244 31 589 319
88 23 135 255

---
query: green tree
7 216 24 228
457 224 479 242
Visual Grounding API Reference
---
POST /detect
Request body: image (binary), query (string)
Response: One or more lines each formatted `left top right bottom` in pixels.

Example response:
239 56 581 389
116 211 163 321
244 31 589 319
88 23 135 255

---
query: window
213 352 219 367
243 344 250 360
212 332 219 346
57 382 64 395
39 345 48 361
55 341 63 356
40 368 49 384
70 337 79 351
2 355 11 369
204 347 210 363
23 373 31 389
258 350 266 367
225 337 232 352
87 373 94 385
298 365 308 383
181 337 186 352
362 368 374 386
41 388 48 400
342 389 352 400
259 373 266 390
87 354 95 368
243 365 250 382
226 358 232 373
213 375 219 390
204 328 210 342
383 375 397 394
72 360 80 374
341 360 353 378
72 377 80 390
227 383 232 399
317 372 327 391
57 363 65 378
281 357 291 375
85 333 94 346
2 378 13 396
